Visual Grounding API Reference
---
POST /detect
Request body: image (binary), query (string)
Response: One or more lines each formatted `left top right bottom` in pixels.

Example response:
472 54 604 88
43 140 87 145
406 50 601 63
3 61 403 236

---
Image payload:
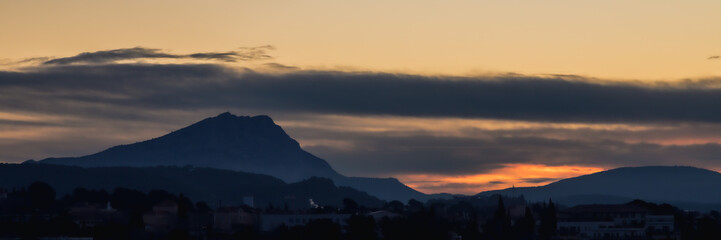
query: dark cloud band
302 132 721 176
3 64 721 123
3 61 721 177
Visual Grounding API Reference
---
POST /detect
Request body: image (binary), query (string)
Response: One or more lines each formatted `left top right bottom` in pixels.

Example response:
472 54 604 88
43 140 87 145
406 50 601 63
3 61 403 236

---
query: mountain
39 112 430 202
43 113 340 182
478 166 721 210
0 163 385 209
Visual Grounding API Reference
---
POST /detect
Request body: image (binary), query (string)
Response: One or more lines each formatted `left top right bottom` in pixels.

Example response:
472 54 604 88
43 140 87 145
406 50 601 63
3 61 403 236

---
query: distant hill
39 113 431 202
478 166 721 210
0 163 384 209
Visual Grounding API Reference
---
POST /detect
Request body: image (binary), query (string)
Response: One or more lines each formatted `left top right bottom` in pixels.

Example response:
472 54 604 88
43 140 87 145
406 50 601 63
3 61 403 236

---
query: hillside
479 166 721 210
39 113 430 202
0 163 384 209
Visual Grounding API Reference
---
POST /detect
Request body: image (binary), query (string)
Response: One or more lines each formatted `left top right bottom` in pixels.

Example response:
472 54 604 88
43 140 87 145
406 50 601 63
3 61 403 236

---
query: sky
1 1 721 194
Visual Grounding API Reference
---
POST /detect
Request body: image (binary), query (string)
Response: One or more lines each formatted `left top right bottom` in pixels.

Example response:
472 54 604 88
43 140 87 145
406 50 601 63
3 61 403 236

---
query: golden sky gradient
2 0 720 79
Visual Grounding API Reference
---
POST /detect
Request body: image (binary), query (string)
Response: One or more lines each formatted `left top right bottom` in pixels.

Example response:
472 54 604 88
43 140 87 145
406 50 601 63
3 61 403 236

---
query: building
68 202 124 228
39 238 93 240
0 188 7 201
242 196 254 208
143 201 178 233
212 206 258 233
259 213 350 232
367 210 402 221
557 203 677 240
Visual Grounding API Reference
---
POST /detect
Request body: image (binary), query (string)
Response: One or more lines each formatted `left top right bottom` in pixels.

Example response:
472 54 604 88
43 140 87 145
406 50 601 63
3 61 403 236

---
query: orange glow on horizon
397 164 606 195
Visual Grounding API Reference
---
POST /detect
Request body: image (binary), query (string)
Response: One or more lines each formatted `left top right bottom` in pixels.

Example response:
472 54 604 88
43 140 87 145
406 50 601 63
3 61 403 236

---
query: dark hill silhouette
0 163 384 209
39 112 430 202
478 166 721 210
43 113 340 182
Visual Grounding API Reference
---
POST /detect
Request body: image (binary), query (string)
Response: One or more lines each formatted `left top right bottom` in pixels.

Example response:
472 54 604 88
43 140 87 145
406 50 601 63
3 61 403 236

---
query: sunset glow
399 164 606 194
2 1 721 196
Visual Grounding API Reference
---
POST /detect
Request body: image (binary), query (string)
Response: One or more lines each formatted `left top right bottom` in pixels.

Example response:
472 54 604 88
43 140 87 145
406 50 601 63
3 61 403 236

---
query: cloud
188 45 275 62
409 182 502 194
418 182 493 190
43 48 176 64
0 57 52 66
3 58 721 179
4 63 721 124
42 46 273 65
303 133 721 176
263 63 300 70
286 121 721 176
709 56 720 60
520 177 558 183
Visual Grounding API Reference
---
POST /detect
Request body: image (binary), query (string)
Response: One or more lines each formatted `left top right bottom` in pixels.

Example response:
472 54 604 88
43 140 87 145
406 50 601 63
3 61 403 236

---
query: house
143 201 178 232
0 188 7 201
557 203 677 240
367 210 402 221
212 206 258 233
39 238 93 240
259 213 350 232
68 202 124 228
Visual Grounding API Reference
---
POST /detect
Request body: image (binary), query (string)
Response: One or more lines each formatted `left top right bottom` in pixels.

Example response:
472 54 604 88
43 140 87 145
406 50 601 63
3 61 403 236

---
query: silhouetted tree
484 197 511 239
110 187 148 228
68 188 109 204
407 199 425 212
195 201 211 212
148 189 175 205
696 215 721 240
165 229 192 240
343 198 359 214
305 219 342 240
676 211 697 240
385 200 404 213
513 207 535 240
177 193 194 219
538 199 557 240
380 209 448 240
28 181 55 211
345 215 377 240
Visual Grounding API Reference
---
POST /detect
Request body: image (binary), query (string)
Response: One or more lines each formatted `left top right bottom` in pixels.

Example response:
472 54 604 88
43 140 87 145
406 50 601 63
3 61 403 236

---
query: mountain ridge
0 163 385 209
478 165 721 210
39 112 431 202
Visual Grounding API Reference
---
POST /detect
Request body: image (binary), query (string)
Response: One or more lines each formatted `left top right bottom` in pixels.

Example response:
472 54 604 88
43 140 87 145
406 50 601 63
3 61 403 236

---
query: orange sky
398 164 606 195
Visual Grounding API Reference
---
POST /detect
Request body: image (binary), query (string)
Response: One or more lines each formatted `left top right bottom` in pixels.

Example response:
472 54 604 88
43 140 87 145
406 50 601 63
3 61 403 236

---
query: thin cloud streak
42 46 274 65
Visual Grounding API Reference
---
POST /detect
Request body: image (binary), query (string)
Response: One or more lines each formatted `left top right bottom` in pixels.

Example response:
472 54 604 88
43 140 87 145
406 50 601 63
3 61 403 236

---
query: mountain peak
205 112 277 128
40 112 335 182
216 111 234 118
